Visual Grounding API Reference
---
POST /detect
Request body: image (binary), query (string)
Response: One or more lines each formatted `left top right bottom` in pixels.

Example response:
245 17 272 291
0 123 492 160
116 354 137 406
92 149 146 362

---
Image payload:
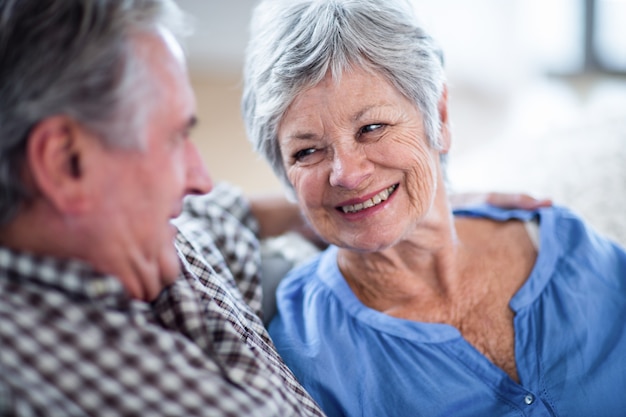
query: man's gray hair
0 0 189 224
242 0 446 190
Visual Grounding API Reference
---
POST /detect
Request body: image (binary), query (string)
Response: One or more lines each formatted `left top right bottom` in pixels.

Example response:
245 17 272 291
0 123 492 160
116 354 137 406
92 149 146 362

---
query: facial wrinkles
342 123 436 249
281 68 442 252
403 136 438 219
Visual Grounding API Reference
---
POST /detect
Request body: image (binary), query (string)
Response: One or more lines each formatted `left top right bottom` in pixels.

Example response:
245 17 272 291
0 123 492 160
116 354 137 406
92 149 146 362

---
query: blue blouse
269 205 626 417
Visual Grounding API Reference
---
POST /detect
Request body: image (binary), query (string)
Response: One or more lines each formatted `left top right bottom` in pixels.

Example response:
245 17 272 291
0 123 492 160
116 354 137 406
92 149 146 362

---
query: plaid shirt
0 183 325 417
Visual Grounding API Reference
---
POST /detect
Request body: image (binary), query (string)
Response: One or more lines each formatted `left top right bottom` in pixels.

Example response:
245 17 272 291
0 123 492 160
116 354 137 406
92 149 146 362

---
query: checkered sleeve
0 377 10 415
177 183 264 318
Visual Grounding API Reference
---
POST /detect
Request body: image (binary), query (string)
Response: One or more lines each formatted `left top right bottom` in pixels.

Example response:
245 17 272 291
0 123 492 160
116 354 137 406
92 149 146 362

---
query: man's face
87 29 212 301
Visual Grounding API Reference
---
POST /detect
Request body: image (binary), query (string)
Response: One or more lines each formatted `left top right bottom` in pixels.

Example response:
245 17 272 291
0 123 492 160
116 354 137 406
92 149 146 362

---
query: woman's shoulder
278 245 338 290
271 245 341 321
268 246 351 351
455 203 623 249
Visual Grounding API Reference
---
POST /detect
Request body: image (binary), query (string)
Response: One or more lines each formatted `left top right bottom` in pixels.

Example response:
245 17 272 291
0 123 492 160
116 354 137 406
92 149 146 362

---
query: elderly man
0 0 324 415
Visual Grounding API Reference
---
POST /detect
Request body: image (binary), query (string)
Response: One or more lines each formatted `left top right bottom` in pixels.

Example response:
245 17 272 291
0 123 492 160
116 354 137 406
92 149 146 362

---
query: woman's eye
293 148 317 161
360 124 384 135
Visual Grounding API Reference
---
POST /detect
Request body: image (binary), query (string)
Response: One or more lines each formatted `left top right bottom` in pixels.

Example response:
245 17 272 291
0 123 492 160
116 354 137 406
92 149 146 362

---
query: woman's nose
329 144 373 189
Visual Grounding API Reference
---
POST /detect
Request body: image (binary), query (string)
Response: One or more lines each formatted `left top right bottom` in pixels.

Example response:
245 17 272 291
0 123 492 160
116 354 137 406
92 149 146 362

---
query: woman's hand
450 192 552 210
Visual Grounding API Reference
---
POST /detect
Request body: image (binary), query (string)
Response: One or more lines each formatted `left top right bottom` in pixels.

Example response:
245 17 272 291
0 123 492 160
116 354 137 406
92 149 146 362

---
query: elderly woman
242 0 626 416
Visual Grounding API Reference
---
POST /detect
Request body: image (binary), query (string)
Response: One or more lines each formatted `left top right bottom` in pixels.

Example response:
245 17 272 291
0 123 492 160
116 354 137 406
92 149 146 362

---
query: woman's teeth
340 185 397 214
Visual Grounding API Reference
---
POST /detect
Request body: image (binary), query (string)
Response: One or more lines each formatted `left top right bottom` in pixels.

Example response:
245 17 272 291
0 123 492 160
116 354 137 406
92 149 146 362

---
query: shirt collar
0 246 132 308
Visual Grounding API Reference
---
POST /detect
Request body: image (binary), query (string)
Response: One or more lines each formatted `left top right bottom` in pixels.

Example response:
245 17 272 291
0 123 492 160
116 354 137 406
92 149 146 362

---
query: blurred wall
189 71 283 194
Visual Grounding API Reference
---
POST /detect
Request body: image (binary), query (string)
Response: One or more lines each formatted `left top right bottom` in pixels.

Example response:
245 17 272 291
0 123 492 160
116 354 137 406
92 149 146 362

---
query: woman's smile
336 184 398 215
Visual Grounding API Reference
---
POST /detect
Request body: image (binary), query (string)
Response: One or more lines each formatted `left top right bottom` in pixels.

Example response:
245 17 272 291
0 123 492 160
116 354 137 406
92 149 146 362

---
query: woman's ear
26 116 92 214
437 84 451 154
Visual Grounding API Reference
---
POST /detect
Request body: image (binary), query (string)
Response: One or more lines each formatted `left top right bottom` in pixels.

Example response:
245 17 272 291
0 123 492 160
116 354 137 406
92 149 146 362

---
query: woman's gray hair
0 0 189 224
242 0 446 190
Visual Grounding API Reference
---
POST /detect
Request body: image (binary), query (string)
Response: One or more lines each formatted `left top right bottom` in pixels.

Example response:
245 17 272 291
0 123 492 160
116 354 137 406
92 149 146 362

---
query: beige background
189 72 283 194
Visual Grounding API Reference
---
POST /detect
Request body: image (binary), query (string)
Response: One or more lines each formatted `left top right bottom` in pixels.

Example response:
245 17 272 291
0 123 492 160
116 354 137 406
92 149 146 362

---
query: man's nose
184 141 213 196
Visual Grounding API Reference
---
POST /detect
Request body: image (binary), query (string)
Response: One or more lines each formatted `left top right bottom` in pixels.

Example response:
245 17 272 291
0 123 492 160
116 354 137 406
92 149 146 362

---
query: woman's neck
336 210 536 319
336 197 463 311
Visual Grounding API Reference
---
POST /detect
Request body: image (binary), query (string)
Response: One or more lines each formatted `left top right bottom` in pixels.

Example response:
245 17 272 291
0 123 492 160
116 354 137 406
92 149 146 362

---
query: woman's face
277 67 448 252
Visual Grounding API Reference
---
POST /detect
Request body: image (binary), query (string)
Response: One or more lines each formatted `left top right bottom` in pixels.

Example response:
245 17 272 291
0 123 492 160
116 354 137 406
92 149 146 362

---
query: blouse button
524 394 535 405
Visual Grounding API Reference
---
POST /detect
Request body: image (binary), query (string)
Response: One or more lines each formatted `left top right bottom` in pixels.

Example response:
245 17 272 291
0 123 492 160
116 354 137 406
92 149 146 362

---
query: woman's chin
334 236 398 253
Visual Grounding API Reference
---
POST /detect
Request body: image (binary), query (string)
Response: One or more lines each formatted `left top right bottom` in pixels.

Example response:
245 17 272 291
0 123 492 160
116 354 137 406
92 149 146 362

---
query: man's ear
26 116 92 214
437 84 451 154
